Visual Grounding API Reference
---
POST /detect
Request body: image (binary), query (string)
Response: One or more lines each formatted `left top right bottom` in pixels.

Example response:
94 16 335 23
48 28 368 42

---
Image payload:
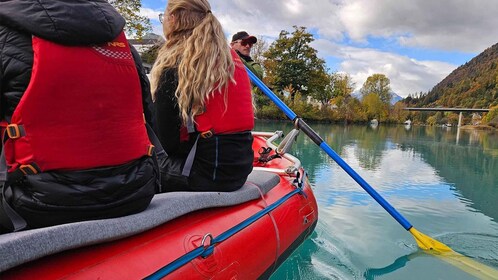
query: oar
245 67 498 279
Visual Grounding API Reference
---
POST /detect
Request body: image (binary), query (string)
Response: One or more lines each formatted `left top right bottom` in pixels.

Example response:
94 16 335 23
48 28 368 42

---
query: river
254 121 498 280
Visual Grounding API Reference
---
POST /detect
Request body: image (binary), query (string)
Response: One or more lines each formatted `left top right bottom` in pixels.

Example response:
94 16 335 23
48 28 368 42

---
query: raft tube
0 132 318 279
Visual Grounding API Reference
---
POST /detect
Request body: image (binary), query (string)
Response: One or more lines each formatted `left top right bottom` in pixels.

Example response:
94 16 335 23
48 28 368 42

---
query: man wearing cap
230 31 264 80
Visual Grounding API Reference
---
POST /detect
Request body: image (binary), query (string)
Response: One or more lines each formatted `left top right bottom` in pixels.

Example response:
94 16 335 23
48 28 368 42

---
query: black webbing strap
146 123 166 157
146 123 166 193
1 185 27 231
181 134 199 177
0 148 27 232
186 116 196 134
180 128 216 177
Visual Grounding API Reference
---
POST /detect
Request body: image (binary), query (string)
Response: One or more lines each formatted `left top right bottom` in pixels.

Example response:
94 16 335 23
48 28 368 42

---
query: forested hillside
407 43 498 108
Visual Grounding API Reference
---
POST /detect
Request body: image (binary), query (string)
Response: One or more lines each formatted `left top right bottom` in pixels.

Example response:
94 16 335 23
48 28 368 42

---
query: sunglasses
159 13 171 24
237 40 253 47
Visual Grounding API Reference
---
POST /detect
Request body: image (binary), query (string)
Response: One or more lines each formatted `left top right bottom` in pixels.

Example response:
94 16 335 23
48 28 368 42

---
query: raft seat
0 170 280 273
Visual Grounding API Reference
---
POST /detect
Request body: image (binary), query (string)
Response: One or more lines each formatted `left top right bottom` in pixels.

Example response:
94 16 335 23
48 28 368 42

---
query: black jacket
0 0 155 125
0 0 158 232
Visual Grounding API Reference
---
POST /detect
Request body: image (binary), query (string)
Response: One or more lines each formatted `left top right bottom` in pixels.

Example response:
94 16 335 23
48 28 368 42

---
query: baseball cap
231 31 257 44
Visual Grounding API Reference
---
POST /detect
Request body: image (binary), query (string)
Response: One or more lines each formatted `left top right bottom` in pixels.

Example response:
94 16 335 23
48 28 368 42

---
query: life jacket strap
19 163 41 175
181 134 200 177
200 129 214 139
186 116 196 134
147 145 155 157
6 124 25 139
0 145 28 232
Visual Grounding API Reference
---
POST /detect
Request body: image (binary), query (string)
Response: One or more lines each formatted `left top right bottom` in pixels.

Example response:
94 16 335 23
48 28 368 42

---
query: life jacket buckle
19 164 40 175
200 130 213 139
6 124 23 139
147 145 155 156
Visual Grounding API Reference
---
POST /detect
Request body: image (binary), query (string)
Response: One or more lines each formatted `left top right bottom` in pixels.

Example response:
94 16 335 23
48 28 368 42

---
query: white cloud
338 47 455 97
311 39 455 97
142 0 498 97
140 7 163 21
210 0 498 52
338 0 498 52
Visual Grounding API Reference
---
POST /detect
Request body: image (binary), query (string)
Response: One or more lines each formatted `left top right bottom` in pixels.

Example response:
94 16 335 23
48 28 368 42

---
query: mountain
352 90 402 105
390 92 403 104
409 43 498 108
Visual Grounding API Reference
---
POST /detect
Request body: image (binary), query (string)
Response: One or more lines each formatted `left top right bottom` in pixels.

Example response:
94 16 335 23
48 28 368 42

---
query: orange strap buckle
147 145 155 156
19 164 39 175
200 130 213 139
6 124 22 139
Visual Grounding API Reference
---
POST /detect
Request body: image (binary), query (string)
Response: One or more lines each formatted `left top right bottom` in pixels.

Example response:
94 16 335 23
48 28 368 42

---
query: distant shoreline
459 124 498 131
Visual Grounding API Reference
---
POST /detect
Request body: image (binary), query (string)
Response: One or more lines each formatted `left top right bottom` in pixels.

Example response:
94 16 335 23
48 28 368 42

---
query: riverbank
459 124 498 131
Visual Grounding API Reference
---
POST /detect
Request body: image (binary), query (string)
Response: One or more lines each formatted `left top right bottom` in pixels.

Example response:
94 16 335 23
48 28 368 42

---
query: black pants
159 132 254 192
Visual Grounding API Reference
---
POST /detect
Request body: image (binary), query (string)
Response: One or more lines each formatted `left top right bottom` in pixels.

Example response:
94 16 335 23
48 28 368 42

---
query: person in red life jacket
0 0 160 234
150 0 254 192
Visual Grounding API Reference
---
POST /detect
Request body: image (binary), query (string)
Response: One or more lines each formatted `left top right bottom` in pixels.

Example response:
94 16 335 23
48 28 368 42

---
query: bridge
403 107 490 127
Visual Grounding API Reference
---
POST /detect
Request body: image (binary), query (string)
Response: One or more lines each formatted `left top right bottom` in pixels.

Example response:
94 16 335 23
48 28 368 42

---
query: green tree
361 74 392 104
141 44 161 65
109 0 151 39
310 70 332 105
263 26 328 99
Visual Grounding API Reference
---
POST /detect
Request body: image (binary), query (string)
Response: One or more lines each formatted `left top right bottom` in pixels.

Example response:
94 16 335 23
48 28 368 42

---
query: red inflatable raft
0 131 318 279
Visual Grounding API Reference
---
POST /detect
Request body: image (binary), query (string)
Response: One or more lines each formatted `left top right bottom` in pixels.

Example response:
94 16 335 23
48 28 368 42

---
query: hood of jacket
0 0 125 45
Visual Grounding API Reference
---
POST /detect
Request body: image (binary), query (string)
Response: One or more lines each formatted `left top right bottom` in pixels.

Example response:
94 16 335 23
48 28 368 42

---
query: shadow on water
364 233 498 279
363 251 427 280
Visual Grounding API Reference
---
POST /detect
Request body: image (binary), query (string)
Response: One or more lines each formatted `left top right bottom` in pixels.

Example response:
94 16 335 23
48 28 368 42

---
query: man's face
231 39 253 56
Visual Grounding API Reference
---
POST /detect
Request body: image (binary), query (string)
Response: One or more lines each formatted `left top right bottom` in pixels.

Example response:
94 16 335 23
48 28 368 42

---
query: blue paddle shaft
246 67 412 230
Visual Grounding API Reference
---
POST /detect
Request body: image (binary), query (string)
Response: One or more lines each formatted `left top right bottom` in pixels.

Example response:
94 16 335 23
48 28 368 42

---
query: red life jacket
194 50 254 134
4 32 151 173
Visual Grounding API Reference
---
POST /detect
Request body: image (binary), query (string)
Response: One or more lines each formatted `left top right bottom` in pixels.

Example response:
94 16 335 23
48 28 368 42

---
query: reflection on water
257 121 498 280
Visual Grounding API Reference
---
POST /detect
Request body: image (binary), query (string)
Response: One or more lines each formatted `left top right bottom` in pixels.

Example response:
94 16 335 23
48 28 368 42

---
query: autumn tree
263 26 328 99
251 36 269 65
361 74 392 104
390 102 409 123
330 73 355 105
362 93 384 121
109 0 151 39
327 72 356 121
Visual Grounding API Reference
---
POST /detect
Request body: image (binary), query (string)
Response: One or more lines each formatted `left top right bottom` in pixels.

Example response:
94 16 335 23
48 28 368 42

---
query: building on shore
128 33 164 54
128 33 164 73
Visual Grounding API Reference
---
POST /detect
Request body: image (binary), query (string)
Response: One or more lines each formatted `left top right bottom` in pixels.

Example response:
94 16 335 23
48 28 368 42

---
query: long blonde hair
150 0 234 123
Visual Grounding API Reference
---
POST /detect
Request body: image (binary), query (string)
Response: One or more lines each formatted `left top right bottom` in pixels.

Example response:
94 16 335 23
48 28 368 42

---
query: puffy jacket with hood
0 0 159 233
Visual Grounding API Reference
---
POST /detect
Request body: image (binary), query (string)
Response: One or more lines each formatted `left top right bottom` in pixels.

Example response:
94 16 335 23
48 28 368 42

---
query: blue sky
139 0 498 98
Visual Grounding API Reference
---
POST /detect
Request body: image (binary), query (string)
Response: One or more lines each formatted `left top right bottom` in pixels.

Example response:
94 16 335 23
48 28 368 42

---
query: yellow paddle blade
409 228 498 279
409 227 452 252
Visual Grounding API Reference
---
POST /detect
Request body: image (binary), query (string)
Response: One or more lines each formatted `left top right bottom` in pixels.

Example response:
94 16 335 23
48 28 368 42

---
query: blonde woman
150 0 254 192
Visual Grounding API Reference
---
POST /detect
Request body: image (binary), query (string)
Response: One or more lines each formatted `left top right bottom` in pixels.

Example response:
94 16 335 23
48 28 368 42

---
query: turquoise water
255 121 498 280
